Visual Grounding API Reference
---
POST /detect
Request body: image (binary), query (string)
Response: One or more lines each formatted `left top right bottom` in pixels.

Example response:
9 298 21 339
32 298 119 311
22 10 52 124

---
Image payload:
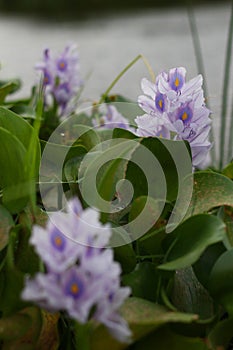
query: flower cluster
135 67 212 168
21 198 131 343
36 44 82 116
93 104 132 131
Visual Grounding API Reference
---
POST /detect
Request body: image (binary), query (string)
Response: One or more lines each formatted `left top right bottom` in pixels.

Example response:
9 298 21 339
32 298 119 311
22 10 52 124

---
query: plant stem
227 95 233 162
74 322 92 350
187 2 216 167
219 0 233 169
99 54 155 104
25 77 44 217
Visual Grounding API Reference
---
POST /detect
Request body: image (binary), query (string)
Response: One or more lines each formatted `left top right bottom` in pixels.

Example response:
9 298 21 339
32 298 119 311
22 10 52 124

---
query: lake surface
0 3 232 148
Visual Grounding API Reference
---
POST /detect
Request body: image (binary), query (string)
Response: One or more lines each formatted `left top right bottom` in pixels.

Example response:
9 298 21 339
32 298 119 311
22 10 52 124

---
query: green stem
25 77 44 217
219 0 233 169
6 230 17 269
187 2 216 167
136 254 164 260
160 285 177 311
99 54 154 104
74 322 92 350
227 95 233 162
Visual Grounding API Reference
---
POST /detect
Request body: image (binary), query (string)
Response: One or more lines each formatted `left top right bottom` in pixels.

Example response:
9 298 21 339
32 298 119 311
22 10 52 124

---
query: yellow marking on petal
59 61 66 69
182 112 188 121
158 99 163 109
55 236 63 247
174 77 180 87
71 283 79 295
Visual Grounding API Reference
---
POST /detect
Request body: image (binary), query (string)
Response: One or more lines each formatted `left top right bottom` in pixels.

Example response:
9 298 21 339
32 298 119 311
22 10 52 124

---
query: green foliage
158 214 225 271
0 38 233 349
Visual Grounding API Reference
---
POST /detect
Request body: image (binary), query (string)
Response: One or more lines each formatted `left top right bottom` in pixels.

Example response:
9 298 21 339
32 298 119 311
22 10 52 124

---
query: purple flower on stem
136 67 212 168
93 105 133 131
21 198 131 343
36 44 82 116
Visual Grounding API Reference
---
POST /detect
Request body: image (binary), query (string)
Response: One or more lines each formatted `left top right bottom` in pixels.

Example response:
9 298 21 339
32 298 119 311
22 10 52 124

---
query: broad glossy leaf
222 162 233 179
0 127 31 213
0 310 31 341
132 325 209 350
138 227 166 256
158 214 225 270
0 107 39 153
1 307 42 350
80 138 136 216
114 243 136 274
0 267 26 316
171 267 215 320
185 171 233 218
73 124 101 151
209 248 233 315
0 107 40 181
113 127 137 140
122 262 160 302
193 242 226 290
208 316 233 350
129 196 165 241
14 212 40 274
91 297 198 350
0 205 14 250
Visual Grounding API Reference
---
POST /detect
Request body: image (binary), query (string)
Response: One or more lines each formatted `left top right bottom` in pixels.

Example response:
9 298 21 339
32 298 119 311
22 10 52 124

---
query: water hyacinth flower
136 67 212 168
93 104 133 131
36 44 82 116
21 198 131 343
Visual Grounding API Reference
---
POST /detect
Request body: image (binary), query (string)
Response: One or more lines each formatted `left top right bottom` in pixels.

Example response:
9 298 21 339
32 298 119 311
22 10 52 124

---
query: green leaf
138 227 166 257
158 214 225 271
122 262 160 302
0 107 38 152
80 138 137 216
171 267 215 320
193 242 226 290
208 316 233 349
0 205 14 251
129 196 165 241
124 135 193 232
209 248 233 315
1 307 43 350
14 211 40 274
0 127 31 213
0 311 31 341
91 297 198 350
0 80 21 103
112 127 137 140
185 171 233 218
0 267 26 316
114 244 136 274
73 124 101 151
0 107 40 183
131 325 209 350
222 162 233 179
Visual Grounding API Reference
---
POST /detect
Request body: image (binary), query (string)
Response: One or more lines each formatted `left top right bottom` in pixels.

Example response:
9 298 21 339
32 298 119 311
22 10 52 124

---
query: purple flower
36 44 82 116
136 67 212 168
135 114 171 138
21 197 131 343
93 105 133 131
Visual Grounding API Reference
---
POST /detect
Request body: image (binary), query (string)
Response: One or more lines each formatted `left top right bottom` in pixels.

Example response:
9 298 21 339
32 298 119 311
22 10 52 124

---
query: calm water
0 3 232 143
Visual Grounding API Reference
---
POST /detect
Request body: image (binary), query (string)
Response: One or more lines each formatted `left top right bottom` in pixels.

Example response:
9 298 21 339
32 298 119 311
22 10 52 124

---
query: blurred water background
0 0 232 154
